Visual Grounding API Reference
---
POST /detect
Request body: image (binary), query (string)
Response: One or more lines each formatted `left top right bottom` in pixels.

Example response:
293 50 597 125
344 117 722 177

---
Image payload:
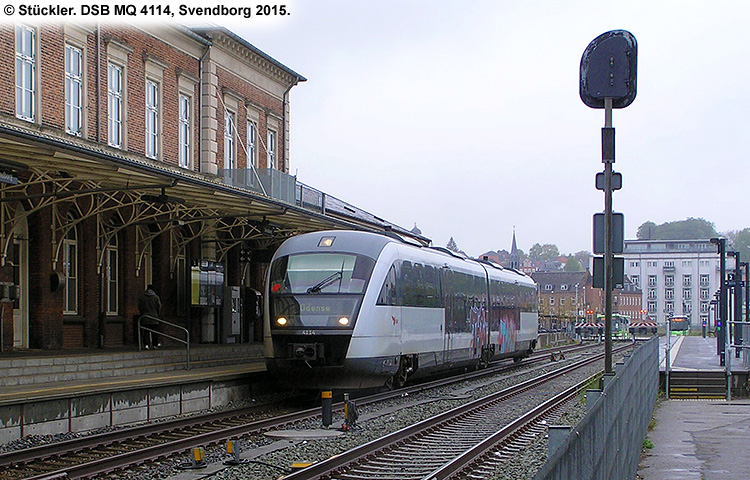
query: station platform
657 334 749 373
0 343 269 444
637 335 750 480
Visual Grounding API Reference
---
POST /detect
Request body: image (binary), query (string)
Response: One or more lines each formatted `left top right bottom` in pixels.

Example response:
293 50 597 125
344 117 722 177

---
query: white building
623 239 735 327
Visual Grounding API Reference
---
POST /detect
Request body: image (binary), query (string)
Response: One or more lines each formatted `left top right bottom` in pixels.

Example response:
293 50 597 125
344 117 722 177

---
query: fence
219 167 296 204
534 336 659 480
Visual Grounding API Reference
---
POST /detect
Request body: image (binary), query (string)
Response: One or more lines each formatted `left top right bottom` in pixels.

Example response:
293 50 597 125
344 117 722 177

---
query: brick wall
215 66 285 171
0 24 300 349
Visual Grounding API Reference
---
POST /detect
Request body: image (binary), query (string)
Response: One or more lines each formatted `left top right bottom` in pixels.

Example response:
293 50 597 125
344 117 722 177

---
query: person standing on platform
138 284 162 349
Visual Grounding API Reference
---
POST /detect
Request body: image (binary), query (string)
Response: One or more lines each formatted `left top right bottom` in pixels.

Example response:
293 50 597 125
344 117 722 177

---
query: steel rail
1 342 602 479
0 342 594 471
423 372 589 479
277 345 630 480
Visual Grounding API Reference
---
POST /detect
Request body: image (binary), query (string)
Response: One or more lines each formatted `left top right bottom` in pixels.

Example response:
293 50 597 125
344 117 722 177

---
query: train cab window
377 264 398 305
269 253 375 295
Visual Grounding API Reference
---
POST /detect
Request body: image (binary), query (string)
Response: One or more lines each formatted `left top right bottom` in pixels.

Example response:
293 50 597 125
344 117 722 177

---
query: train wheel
386 356 411 390
479 348 492 369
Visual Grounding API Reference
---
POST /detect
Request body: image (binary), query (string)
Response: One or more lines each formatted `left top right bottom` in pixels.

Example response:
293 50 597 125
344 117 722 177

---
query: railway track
274 344 629 480
0 342 608 479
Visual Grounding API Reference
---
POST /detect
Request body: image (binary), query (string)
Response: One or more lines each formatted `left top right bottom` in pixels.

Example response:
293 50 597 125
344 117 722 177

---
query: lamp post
711 237 727 366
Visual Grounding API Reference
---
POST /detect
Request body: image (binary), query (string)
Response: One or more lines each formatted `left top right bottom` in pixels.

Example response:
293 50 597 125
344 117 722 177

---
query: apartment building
623 239 731 327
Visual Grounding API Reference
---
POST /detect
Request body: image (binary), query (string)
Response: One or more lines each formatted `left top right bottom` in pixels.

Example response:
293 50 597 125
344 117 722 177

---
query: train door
441 267 452 365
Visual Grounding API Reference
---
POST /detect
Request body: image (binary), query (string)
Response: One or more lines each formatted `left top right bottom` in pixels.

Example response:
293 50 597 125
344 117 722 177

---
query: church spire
510 227 520 270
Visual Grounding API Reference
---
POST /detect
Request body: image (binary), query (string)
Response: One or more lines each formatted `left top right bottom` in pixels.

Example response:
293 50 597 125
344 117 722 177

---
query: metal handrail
137 315 191 370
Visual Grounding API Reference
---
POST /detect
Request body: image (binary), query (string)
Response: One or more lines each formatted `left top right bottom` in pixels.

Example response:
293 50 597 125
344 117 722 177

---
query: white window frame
267 129 276 169
247 121 258 168
647 275 657 288
145 79 160 159
108 63 123 148
105 243 119 315
224 110 236 169
15 24 36 122
63 226 78 315
143 239 153 287
65 44 83 136
179 93 191 168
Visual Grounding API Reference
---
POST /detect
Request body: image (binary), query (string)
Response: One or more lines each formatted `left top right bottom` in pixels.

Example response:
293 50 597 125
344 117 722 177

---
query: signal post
580 30 637 373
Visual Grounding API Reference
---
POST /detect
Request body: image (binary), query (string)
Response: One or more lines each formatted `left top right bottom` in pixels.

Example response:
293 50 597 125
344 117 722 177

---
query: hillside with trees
636 218 717 240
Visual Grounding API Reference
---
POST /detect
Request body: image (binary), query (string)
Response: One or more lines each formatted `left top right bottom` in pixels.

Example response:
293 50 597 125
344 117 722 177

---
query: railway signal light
581 30 637 376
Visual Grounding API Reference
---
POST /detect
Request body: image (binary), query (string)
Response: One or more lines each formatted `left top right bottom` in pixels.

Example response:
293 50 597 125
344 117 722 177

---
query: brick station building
0 23 422 351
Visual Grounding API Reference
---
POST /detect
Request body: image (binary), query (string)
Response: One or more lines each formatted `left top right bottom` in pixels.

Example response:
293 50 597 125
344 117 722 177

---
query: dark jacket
138 288 161 319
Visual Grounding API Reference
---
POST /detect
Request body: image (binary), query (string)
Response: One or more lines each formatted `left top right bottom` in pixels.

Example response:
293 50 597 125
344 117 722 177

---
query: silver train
264 230 538 389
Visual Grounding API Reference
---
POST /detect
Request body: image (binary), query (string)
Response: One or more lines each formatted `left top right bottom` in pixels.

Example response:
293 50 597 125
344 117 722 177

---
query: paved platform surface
637 400 750 480
639 335 750 480
0 343 267 406
658 335 748 372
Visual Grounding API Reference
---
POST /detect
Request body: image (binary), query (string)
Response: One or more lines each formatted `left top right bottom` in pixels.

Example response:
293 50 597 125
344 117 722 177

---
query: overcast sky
212 0 749 257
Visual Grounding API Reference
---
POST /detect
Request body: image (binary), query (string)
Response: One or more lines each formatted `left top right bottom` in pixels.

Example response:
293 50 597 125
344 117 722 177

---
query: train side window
377 264 398 305
401 261 415 306
426 265 443 307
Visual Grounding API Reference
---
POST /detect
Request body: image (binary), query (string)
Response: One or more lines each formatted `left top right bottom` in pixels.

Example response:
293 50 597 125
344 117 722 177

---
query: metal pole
713 238 727 364
727 302 732 402
603 97 614 374
734 253 742 357
665 318 671 400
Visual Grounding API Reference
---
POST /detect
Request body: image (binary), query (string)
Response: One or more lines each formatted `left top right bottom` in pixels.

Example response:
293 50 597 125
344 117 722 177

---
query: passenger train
263 230 539 390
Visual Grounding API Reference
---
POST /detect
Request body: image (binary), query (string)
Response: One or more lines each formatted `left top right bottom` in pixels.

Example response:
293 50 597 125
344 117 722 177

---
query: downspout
281 76 301 173
96 23 101 143
197 44 210 173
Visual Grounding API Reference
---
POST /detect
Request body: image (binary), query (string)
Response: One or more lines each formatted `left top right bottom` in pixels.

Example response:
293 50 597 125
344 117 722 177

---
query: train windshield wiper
306 271 342 294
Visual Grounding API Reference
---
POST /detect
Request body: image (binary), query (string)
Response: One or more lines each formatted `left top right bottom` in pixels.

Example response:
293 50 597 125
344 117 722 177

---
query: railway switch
342 393 359 430
224 439 249 465
177 446 207 469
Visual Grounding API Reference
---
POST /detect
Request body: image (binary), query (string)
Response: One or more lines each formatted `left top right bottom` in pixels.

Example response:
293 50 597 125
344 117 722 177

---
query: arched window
63 213 78 314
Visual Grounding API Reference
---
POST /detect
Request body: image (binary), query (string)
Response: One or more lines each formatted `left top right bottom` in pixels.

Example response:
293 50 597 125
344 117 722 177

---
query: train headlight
276 317 288 326
337 317 350 326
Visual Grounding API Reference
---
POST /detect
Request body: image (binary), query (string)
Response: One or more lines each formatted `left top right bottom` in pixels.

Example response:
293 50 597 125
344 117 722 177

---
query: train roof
273 230 536 287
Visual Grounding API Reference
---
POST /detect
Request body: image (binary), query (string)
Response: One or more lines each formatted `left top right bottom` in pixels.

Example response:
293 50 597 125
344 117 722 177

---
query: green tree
636 218 717 240
636 221 657 240
529 243 560 261
564 255 583 271
729 228 750 261
574 251 592 271
446 237 460 252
